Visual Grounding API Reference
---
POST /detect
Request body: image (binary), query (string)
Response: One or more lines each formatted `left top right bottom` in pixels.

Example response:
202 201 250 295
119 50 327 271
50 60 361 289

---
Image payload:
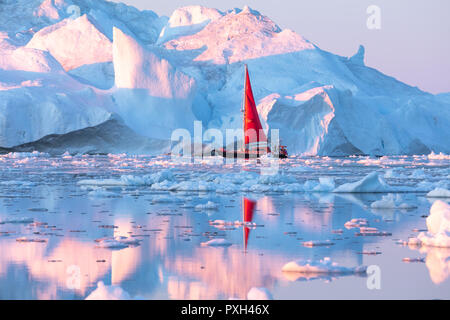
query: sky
113 0 450 94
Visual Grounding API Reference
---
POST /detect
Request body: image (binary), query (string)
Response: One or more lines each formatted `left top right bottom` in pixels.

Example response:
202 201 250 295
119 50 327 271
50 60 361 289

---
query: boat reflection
243 197 256 252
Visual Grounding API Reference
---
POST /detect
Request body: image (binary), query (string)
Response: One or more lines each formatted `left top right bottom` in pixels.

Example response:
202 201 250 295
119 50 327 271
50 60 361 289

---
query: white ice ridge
281 257 367 275
77 169 423 194
409 201 450 248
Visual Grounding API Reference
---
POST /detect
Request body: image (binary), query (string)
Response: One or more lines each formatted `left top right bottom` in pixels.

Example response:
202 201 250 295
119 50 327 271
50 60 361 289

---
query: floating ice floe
408 201 450 248
247 287 273 300
333 172 399 193
344 218 369 229
16 237 47 243
371 194 417 209
355 227 391 237
402 257 425 263
200 238 232 247
95 236 141 249
416 180 450 193
88 188 117 198
302 240 335 247
282 257 367 275
0 181 34 186
151 195 177 203
85 281 132 300
0 217 34 224
209 220 256 228
411 169 427 179
78 169 175 187
426 188 450 198
195 201 219 211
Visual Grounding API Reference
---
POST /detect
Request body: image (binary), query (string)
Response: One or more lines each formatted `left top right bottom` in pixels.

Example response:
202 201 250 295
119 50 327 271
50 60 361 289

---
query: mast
241 64 247 125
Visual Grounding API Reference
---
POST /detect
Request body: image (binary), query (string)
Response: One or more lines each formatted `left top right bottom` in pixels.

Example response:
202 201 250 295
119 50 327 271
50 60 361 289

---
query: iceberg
0 1 448 156
410 201 450 248
333 172 397 193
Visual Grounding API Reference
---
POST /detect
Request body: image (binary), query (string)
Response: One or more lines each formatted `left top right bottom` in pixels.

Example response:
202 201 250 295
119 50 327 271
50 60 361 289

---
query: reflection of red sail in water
243 197 256 251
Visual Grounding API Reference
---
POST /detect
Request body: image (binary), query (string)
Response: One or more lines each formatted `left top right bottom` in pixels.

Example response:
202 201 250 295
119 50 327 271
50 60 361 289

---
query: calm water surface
0 153 449 299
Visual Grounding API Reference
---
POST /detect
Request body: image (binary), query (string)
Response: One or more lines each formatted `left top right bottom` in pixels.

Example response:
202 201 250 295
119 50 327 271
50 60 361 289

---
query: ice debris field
0 152 449 299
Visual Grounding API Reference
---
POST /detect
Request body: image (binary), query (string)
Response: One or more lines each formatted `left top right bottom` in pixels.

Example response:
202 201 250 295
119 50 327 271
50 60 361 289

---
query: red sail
244 66 267 146
243 197 256 251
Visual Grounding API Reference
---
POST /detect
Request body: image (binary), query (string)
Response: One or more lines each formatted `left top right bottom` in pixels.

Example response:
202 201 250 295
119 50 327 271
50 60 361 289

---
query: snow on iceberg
165 5 314 64
26 14 113 71
410 201 450 248
157 6 223 44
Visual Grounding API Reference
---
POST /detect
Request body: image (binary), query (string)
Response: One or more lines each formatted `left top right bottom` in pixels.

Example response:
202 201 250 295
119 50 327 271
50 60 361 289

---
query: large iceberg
0 1 448 155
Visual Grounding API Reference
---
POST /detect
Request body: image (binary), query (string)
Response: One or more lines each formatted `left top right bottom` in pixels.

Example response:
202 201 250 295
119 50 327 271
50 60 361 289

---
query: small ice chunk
371 194 397 209
195 201 219 211
16 237 47 243
88 188 117 198
0 217 34 224
408 201 450 248
344 218 368 229
85 281 132 300
334 172 396 193
200 238 232 247
426 188 450 198
282 257 367 275
247 287 273 300
402 257 425 263
95 236 141 249
302 240 335 247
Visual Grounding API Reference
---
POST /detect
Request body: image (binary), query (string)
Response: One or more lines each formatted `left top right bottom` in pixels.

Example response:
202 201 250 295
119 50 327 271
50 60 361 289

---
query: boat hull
214 148 287 159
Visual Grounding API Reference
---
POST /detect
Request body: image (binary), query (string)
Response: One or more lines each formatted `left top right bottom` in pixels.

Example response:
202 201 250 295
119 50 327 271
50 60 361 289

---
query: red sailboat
216 65 288 159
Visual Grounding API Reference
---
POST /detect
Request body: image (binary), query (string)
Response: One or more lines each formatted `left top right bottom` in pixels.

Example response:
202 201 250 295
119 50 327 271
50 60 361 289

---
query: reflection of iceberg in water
0 239 110 298
161 195 366 299
0 188 378 299
164 246 284 299
407 245 450 285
